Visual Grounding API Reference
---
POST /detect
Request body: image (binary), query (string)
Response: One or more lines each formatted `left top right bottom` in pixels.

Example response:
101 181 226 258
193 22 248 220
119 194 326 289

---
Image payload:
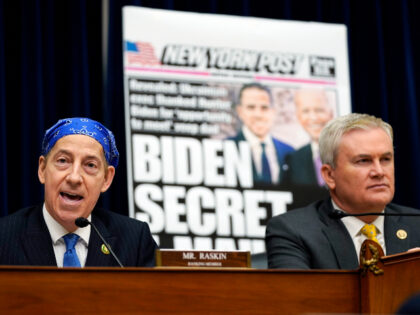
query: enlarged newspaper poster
122 6 351 253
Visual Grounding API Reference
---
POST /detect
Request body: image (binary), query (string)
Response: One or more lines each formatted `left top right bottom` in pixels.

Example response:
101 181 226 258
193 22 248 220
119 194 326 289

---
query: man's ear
38 156 46 184
321 164 336 190
101 166 116 193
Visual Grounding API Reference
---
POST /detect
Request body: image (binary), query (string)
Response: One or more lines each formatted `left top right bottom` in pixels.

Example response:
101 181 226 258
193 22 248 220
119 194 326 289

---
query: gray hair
319 113 393 168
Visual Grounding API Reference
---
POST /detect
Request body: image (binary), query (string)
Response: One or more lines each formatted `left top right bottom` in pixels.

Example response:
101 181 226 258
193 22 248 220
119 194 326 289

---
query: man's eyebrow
382 151 393 157
53 150 102 161
353 154 371 159
85 154 102 161
353 151 393 158
53 149 72 156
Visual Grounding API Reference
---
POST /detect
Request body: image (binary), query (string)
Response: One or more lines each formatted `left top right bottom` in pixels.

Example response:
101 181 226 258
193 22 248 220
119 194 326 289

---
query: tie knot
63 233 80 250
361 224 379 243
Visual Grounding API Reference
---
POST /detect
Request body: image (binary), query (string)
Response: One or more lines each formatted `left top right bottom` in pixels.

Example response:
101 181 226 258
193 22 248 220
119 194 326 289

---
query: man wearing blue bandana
0 118 158 267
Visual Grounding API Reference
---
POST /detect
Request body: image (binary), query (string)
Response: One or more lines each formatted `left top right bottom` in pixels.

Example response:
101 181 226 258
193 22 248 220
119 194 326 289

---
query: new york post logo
309 56 336 78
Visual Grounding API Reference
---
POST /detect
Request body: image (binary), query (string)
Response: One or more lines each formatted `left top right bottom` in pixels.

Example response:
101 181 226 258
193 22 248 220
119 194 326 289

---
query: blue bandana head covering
41 117 119 168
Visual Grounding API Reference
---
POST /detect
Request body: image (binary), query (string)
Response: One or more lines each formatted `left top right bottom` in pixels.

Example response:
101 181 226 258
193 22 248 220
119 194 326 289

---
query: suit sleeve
279 153 292 185
136 222 158 267
265 215 311 269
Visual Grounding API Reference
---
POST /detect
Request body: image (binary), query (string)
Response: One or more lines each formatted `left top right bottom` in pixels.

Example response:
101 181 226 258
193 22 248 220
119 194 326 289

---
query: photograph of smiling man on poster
228 83 295 186
224 83 338 208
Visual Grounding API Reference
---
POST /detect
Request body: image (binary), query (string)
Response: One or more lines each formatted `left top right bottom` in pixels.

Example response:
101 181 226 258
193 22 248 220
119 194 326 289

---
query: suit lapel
85 214 118 267
384 207 410 254
302 145 318 184
288 144 317 185
236 130 246 142
21 206 57 266
319 200 360 269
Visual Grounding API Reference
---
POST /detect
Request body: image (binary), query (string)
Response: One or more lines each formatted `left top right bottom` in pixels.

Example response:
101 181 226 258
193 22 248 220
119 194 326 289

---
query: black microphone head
75 217 90 228
329 209 346 219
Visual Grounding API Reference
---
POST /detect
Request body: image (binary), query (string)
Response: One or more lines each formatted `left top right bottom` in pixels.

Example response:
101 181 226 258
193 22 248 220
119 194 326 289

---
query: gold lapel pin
101 244 110 255
396 229 407 240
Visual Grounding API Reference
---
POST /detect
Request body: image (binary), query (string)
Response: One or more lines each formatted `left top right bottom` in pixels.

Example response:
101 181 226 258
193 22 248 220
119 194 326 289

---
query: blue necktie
260 142 272 183
63 233 81 267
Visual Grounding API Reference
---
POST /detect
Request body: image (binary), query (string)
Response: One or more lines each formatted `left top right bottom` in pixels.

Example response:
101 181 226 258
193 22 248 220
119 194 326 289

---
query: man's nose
255 107 266 117
66 164 83 184
306 110 317 121
369 160 385 177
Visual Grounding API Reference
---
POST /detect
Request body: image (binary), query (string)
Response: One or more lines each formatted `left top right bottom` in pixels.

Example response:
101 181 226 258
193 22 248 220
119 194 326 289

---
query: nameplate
155 249 251 268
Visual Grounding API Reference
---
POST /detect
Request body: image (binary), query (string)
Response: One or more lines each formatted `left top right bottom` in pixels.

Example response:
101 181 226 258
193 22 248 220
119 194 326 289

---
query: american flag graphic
125 41 161 66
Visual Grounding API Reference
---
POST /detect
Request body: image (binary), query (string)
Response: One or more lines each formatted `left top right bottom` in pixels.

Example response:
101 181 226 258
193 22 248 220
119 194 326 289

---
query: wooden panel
361 250 420 314
0 267 359 314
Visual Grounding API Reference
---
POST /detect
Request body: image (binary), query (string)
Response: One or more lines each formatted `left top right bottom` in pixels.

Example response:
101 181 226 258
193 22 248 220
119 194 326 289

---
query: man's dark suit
265 198 420 269
281 144 318 186
228 130 294 183
0 205 157 267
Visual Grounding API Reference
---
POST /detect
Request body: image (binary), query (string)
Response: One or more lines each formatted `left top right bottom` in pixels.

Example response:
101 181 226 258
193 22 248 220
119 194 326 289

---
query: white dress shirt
242 126 280 184
331 200 386 261
43 204 91 267
310 142 319 161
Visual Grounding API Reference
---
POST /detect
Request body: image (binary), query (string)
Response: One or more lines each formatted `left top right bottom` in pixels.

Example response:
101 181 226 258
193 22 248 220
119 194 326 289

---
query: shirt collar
242 125 272 147
310 141 319 159
330 199 385 237
42 203 91 246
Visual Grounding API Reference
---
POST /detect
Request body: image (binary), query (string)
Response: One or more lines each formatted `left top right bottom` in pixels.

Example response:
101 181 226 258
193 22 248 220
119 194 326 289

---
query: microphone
75 217 124 268
329 209 420 219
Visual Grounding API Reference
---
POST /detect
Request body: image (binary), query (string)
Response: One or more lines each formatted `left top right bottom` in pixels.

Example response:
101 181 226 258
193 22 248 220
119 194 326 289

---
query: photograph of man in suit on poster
281 88 334 187
0 117 157 267
229 83 294 186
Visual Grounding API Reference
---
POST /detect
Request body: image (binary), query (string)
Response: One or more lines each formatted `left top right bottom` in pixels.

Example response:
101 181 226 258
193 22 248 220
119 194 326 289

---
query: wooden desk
0 267 358 314
1 249 420 315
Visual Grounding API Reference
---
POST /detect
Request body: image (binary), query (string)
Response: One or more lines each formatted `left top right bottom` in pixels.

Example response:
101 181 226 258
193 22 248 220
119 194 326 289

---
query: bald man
0 117 157 267
281 89 333 187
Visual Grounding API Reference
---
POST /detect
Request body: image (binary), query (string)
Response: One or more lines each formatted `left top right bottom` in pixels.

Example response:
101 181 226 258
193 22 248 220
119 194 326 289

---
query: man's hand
406 247 420 253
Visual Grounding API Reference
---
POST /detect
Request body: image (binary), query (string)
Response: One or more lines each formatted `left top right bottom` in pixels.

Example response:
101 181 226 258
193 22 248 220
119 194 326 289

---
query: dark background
1 0 420 217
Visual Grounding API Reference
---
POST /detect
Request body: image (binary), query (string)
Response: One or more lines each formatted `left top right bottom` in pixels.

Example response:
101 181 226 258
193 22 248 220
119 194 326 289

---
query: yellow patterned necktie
361 224 380 245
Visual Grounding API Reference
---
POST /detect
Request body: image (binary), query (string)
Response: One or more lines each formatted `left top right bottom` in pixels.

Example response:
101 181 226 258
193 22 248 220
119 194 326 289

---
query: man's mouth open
60 192 83 203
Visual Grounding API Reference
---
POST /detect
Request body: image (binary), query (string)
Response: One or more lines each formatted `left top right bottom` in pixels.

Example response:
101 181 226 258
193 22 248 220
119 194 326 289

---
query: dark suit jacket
0 205 158 267
282 143 318 186
265 198 420 269
228 130 294 183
